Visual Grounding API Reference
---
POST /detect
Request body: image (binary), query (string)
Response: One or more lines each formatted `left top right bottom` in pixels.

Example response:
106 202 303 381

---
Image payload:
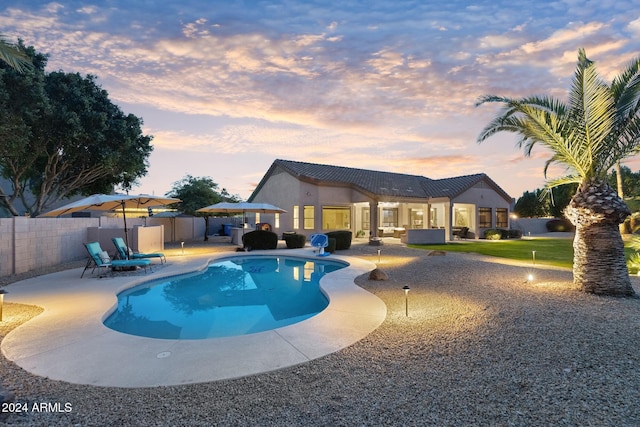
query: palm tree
0 35 33 72
477 49 640 296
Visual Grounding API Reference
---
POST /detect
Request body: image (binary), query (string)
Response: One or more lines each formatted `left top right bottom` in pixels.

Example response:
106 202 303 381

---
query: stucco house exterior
248 159 512 241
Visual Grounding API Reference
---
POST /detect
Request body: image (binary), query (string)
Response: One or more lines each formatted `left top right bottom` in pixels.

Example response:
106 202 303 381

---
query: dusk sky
3 1 640 200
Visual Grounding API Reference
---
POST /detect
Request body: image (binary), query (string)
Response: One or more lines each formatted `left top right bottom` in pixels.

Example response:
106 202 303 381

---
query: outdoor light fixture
402 285 410 317
527 273 534 282
181 241 185 255
0 289 6 322
377 249 381 263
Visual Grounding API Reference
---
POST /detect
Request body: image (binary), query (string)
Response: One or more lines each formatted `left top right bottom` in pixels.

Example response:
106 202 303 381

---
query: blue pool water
104 256 346 339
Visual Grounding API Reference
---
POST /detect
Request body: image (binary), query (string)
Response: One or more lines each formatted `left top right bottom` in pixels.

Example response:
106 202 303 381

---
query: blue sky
3 1 640 200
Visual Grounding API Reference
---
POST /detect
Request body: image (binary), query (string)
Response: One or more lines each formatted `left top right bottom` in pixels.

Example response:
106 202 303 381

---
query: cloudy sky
3 1 640 200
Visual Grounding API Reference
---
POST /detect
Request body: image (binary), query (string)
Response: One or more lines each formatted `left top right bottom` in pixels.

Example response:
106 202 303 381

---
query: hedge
242 230 278 250
325 230 352 250
283 233 306 249
545 218 575 232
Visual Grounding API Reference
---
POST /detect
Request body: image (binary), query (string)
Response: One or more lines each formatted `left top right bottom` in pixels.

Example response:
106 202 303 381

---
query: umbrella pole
122 202 130 260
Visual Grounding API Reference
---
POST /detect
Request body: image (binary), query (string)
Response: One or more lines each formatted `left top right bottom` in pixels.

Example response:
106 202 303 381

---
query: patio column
446 200 453 241
370 200 379 239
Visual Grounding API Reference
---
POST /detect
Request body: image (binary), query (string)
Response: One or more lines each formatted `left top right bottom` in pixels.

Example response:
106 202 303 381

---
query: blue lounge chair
111 237 166 264
82 242 152 278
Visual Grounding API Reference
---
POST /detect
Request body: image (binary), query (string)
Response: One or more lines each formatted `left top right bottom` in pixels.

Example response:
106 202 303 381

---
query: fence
0 216 207 277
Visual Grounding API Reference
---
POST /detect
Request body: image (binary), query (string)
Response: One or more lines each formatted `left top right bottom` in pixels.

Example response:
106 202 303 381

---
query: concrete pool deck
1 249 386 388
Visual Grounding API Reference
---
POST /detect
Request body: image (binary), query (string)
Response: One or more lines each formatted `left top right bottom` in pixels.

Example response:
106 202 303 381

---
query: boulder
368 268 389 281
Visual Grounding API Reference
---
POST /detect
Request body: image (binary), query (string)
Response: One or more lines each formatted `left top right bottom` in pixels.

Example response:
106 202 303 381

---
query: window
479 207 492 228
430 207 439 227
303 205 314 229
293 206 299 229
382 208 398 227
496 208 508 228
409 209 423 228
322 206 351 230
454 206 471 227
361 208 370 231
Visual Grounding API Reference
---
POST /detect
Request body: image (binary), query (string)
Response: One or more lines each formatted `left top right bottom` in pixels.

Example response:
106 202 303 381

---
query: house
248 159 512 241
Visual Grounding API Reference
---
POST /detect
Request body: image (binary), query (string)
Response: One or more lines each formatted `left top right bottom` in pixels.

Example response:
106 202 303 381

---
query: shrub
325 230 352 250
508 229 522 238
326 237 337 253
484 229 502 240
627 252 640 275
242 230 278 250
545 218 575 232
283 233 306 249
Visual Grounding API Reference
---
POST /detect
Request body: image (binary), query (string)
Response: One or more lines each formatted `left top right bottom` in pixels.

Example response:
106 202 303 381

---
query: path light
402 285 410 317
181 241 185 255
377 249 381 263
526 251 537 283
0 289 6 322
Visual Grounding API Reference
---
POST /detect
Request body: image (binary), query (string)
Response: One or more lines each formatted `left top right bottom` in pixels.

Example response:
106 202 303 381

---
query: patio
2 239 640 425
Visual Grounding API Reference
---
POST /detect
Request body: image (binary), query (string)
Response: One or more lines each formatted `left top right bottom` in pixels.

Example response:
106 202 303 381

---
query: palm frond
0 35 33 73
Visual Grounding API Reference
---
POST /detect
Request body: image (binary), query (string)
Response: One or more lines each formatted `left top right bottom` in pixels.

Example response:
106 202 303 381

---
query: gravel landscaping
2 240 640 426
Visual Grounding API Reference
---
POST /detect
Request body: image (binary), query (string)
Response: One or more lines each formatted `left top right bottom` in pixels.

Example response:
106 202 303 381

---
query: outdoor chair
452 227 470 240
82 242 152 278
111 237 166 264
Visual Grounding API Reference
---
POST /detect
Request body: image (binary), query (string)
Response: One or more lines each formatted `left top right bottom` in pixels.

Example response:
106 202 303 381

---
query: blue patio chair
111 237 166 264
82 242 152 278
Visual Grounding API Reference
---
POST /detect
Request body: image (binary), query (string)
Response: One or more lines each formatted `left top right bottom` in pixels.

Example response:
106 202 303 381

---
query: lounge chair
111 237 166 264
82 242 152 278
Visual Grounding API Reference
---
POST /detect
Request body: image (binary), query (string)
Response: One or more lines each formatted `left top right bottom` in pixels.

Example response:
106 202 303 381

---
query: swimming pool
104 255 347 339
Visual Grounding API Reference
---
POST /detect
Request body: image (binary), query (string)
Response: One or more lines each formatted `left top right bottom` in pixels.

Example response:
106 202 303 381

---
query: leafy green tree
0 42 153 216
477 49 640 296
607 166 640 198
165 175 241 241
513 190 545 218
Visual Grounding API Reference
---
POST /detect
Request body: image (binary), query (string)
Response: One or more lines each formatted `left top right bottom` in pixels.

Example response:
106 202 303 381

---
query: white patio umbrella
197 202 287 232
40 194 181 258
197 202 287 214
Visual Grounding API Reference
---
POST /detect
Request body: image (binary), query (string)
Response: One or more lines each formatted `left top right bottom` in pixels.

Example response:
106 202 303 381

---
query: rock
369 268 388 281
428 250 446 256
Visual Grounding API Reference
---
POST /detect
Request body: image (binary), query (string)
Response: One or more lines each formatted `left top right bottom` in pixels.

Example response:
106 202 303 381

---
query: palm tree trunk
565 180 635 296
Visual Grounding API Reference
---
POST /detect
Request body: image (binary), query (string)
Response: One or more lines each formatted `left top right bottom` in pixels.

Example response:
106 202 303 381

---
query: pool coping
1 249 386 388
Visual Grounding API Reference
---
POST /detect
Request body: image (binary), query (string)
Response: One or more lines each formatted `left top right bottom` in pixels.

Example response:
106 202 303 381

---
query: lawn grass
408 238 575 269
409 237 640 272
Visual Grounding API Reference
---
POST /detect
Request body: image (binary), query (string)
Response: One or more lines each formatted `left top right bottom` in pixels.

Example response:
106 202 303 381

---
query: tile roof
250 159 511 202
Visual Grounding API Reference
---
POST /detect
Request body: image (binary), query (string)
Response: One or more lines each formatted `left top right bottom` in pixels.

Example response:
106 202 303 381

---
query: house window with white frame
293 205 299 229
322 206 351 230
303 205 314 229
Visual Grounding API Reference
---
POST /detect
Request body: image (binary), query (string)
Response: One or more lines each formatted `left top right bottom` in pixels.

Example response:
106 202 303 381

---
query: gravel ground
2 240 640 426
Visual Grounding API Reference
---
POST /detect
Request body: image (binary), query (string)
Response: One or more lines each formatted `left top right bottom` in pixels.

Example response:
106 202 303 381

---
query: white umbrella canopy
40 194 181 258
39 194 181 217
196 202 287 214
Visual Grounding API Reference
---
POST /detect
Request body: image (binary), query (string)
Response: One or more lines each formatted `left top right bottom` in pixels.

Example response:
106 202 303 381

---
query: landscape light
402 285 410 317
378 249 381 263
0 289 6 322
181 241 185 255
